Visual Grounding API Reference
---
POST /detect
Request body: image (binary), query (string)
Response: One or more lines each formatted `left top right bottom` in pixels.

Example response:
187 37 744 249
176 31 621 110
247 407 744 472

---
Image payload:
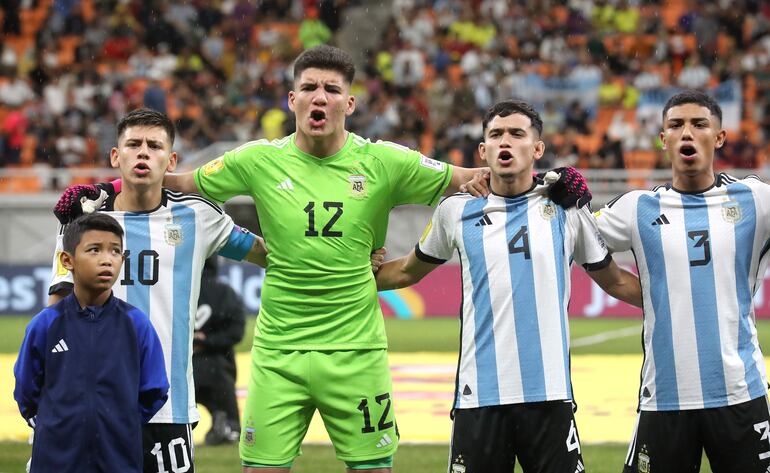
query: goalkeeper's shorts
239 347 399 465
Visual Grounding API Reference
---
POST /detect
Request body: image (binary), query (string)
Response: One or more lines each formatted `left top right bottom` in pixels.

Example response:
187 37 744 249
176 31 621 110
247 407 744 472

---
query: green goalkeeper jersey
194 132 452 350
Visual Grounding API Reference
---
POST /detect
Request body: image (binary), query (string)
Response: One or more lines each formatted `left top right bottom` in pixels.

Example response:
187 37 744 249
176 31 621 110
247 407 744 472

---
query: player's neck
671 170 716 193
490 173 533 197
73 286 111 309
114 185 163 212
294 130 348 158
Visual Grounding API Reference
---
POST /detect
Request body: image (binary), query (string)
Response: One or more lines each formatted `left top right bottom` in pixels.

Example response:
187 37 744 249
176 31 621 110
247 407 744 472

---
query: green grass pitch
0 315 736 472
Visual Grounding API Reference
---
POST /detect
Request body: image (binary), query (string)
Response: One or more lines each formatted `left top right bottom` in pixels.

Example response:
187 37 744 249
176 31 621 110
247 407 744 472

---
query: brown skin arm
243 236 268 267
586 259 642 308
375 250 440 290
449 166 490 196
456 167 491 197
163 171 199 194
47 288 70 306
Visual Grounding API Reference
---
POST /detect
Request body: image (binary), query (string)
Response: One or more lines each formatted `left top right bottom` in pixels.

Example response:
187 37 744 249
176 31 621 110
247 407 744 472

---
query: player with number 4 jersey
375 101 642 473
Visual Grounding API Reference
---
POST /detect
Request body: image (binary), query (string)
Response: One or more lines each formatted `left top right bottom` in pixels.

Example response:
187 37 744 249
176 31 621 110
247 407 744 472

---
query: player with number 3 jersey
594 91 770 473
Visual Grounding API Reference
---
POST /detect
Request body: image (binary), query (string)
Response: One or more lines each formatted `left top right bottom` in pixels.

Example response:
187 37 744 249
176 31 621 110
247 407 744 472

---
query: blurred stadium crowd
0 0 769 191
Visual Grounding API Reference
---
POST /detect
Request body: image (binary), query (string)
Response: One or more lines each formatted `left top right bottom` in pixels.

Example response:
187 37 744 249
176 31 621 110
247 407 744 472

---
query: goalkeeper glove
536 167 592 209
53 179 121 224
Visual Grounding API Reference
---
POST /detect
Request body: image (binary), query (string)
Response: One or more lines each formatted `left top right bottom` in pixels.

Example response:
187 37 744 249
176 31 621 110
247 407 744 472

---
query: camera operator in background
193 256 246 445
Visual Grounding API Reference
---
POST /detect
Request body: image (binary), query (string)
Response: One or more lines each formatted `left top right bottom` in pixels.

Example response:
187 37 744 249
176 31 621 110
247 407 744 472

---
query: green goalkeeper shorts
239 347 399 465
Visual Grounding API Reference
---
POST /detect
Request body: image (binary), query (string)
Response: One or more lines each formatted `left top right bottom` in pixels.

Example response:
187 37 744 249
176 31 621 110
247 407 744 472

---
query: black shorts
623 396 770 473
142 423 195 473
449 401 584 473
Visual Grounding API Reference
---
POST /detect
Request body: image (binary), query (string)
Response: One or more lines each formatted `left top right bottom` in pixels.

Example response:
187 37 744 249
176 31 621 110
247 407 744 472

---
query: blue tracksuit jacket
13 292 169 473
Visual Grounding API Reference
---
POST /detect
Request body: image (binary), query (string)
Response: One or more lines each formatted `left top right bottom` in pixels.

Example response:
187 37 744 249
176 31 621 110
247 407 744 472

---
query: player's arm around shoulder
243 235 268 268
570 205 642 307
375 249 440 291
586 259 642 308
592 190 642 253
48 226 73 305
163 171 199 194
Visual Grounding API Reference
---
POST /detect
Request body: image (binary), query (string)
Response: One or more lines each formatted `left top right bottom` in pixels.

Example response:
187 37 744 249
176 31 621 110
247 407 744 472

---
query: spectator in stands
564 100 591 135
677 54 712 90
1 104 27 166
0 73 35 108
298 6 332 49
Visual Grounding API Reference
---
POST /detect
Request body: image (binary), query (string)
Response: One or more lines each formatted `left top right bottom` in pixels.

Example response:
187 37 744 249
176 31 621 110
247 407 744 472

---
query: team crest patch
243 427 255 446
540 202 557 220
420 155 446 172
349 175 367 198
721 200 741 223
450 454 466 473
202 157 224 176
164 223 183 246
637 445 650 473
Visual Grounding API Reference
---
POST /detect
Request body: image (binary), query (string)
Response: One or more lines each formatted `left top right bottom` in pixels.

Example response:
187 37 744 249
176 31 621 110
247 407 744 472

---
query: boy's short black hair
293 45 356 84
482 100 544 137
63 213 124 254
662 90 723 124
117 108 176 146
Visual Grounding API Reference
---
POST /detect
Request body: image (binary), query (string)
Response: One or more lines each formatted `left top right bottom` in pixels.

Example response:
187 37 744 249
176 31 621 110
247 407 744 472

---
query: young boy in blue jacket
13 212 169 473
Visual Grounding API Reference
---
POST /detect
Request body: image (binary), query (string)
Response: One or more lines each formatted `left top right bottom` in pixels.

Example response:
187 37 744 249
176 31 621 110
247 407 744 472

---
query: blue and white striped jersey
418 183 610 409
596 173 770 411
50 189 254 424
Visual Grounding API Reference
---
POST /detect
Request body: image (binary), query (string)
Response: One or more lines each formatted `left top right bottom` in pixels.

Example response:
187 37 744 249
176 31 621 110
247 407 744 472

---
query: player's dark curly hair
662 90 722 124
117 108 176 145
482 100 544 138
293 45 356 84
63 213 124 254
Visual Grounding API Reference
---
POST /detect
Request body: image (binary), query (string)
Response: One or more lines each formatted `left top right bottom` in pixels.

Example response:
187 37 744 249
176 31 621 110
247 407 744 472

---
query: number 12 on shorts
357 393 394 433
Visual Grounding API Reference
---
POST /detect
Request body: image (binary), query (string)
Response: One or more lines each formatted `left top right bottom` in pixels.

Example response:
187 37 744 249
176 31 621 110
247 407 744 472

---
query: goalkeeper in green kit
161 45 482 472
53 45 592 472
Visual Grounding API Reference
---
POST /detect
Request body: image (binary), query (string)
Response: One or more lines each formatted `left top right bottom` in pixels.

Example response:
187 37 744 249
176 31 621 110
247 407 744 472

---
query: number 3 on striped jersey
687 230 711 267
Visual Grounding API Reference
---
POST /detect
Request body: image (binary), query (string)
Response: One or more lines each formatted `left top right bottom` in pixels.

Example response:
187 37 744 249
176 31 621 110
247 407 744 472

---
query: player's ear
533 140 545 160
60 250 75 272
715 128 727 149
109 147 120 169
345 94 356 116
166 151 178 172
288 91 296 112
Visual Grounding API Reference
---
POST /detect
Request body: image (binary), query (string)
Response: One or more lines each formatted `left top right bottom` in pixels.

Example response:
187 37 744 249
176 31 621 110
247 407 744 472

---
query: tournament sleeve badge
202 157 225 176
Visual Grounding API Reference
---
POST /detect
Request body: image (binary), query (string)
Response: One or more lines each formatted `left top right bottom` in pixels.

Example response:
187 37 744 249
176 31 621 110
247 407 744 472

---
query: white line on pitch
571 326 640 347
